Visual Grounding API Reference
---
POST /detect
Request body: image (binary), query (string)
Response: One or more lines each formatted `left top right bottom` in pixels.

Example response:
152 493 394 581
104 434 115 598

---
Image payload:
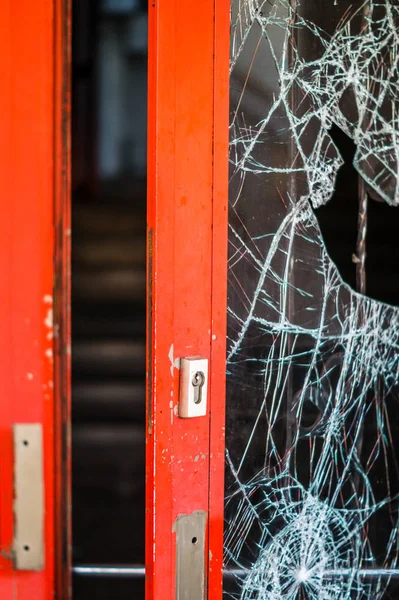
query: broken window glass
225 2 399 598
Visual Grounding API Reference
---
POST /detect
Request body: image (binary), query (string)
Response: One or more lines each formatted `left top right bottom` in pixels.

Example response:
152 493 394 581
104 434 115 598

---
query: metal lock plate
173 511 207 600
179 357 208 418
13 424 44 571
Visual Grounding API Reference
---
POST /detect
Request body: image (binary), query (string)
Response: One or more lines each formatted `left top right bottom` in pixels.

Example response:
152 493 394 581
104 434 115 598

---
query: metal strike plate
173 511 207 600
178 357 208 418
13 424 44 571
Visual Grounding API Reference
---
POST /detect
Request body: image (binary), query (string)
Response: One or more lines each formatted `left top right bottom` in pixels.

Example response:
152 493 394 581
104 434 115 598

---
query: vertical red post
209 1 230 596
0 2 70 598
146 1 229 598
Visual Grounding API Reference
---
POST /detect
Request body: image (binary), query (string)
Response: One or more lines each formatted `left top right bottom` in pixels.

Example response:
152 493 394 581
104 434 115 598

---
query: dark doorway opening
71 1 147 598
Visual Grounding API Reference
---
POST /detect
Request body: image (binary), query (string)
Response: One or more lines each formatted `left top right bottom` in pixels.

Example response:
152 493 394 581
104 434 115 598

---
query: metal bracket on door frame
13 423 44 571
173 510 207 600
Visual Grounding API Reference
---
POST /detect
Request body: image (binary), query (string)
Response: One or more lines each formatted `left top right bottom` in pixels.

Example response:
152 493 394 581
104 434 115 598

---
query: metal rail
73 565 399 579
73 566 145 578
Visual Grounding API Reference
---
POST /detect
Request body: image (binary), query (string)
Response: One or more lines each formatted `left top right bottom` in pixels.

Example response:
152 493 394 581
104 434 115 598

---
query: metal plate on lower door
173 510 207 600
13 424 44 570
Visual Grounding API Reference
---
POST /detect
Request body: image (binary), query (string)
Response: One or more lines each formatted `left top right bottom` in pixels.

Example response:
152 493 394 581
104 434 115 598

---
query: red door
0 1 70 598
146 1 229 598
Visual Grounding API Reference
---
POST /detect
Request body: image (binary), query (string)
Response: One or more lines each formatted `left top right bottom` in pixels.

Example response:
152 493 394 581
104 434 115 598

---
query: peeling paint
44 308 53 329
168 343 174 377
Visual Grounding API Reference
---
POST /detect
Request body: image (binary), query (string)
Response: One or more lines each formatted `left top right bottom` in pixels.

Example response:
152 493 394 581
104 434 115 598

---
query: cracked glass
225 1 399 598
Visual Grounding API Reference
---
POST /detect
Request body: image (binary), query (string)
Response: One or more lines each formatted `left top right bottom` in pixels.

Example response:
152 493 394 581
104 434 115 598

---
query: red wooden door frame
0 1 228 597
146 1 229 598
0 1 71 598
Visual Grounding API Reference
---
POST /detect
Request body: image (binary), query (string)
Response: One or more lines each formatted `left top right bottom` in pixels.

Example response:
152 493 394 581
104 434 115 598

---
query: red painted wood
146 1 229 598
209 1 230 596
0 2 69 598
53 1 72 598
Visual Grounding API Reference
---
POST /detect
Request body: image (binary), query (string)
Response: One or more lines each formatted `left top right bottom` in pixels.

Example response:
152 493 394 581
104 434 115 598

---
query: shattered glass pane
225 1 399 598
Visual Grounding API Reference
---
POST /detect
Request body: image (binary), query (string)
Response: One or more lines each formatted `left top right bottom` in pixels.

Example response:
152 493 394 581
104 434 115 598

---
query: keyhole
192 371 205 404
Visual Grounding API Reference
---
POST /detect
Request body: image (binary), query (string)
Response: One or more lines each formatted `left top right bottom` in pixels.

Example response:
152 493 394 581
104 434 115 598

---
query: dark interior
71 1 147 598
316 124 399 307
